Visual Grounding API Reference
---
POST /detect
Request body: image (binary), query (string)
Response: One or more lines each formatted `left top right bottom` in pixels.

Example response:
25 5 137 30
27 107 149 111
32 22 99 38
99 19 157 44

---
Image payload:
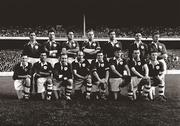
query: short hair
108 30 116 35
152 31 160 36
21 53 28 57
48 27 56 33
29 31 36 35
60 52 68 57
67 30 74 35
97 50 104 55
87 29 94 34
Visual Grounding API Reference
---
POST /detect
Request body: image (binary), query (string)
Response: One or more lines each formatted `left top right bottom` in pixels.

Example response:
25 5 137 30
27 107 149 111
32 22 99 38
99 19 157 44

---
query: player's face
114 50 123 58
61 55 68 64
133 50 140 59
97 53 104 61
21 55 28 63
153 34 159 42
40 53 47 62
109 32 116 40
68 32 74 40
49 32 55 41
135 33 142 41
77 52 84 60
151 52 158 61
87 31 94 41
30 33 36 41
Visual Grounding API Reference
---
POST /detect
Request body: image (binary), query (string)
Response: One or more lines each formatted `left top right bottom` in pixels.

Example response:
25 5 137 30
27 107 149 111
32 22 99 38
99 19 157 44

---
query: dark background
0 0 179 26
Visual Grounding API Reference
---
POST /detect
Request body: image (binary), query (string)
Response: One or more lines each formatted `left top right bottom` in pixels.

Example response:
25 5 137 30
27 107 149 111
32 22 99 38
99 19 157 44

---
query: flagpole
83 14 86 38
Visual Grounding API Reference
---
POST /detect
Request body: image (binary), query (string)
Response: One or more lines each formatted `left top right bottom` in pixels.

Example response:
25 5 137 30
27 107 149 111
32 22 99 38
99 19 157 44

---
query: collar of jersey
38 61 47 66
20 62 28 67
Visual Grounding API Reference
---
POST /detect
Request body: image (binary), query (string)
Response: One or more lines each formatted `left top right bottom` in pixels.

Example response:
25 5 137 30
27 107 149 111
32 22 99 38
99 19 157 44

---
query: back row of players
13 29 167 102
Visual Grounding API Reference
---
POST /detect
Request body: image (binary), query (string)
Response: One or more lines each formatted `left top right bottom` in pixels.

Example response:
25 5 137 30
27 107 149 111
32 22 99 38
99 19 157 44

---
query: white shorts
46 58 58 68
36 77 47 93
131 77 142 89
14 79 25 91
109 78 124 92
28 57 39 65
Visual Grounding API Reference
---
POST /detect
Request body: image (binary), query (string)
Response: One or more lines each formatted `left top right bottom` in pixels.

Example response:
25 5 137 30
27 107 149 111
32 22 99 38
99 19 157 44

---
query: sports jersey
62 40 79 56
43 41 61 58
53 62 73 81
82 40 101 59
13 62 32 80
148 42 167 60
103 40 122 58
91 59 109 82
109 57 127 78
129 59 146 77
129 41 148 60
33 61 53 77
147 60 164 77
23 41 41 58
72 58 91 77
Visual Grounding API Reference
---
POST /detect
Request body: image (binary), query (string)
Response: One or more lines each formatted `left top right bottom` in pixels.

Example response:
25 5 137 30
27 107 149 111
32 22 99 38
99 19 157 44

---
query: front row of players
13 47 167 102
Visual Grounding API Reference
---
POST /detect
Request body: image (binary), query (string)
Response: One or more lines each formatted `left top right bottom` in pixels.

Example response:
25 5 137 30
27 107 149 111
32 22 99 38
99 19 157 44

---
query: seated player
62 30 80 63
128 48 151 101
82 30 101 61
147 48 167 102
32 51 53 100
53 53 73 101
13 54 32 100
43 29 61 67
72 51 92 100
109 48 131 100
23 32 41 65
91 51 109 100
103 30 122 59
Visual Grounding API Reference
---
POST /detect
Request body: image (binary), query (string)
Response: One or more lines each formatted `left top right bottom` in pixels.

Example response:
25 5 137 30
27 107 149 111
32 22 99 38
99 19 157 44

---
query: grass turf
0 75 179 126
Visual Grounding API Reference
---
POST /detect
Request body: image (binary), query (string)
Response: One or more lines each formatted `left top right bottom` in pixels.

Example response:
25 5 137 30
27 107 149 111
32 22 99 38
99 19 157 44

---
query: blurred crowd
0 25 180 38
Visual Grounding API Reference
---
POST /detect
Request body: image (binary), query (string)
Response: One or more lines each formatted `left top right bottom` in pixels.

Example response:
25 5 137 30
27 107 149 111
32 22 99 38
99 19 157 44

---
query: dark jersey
72 59 91 77
43 41 61 58
33 61 53 78
147 61 164 77
62 40 79 57
129 59 146 77
82 41 101 59
103 41 122 58
13 62 32 80
53 62 73 81
129 42 148 60
23 42 41 58
91 59 109 82
109 57 127 78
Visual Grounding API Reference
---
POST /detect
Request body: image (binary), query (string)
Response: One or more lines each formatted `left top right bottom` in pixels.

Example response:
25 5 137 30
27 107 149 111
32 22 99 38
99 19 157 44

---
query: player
109 48 131 100
147 48 167 102
128 33 148 60
103 30 122 59
62 30 80 63
128 48 151 101
43 29 61 67
72 51 92 100
23 32 41 65
82 30 101 61
91 51 109 100
32 51 53 100
53 53 73 101
13 54 32 100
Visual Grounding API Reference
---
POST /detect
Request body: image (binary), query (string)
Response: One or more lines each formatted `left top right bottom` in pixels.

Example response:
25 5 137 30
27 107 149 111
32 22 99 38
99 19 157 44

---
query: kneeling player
91 51 109 100
147 49 167 102
109 48 131 100
33 51 53 100
72 51 92 100
128 48 151 101
13 54 32 100
53 53 73 101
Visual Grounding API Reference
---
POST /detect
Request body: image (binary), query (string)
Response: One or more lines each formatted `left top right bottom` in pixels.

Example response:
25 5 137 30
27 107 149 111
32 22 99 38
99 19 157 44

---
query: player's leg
53 79 62 100
109 78 122 100
23 77 31 100
46 77 53 100
36 77 46 100
65 79 73 100
73 78 84 99
99 79 108 100
14 80 24 100
141 78 151 101
128 77 140 101
157 77 167 101
85 75 92 100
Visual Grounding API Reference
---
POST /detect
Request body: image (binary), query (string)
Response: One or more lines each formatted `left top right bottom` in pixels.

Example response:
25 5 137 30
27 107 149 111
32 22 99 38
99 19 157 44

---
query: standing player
109 47 131 100
147 48 167 102
91 51 109 100
23 32 41 65
129 33 148 60
13 54 32 100
62 30 80 63
72 51 92 100
53 53 73 101
128 48 151 101
103 30 122 59
32 51 53 100
43 29 61 67
82 30 101 60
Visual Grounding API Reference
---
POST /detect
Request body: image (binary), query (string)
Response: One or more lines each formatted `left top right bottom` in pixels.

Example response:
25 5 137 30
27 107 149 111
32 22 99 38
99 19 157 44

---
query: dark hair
21 53 28 57
48 27 56 33
97 50 104 54
152 31 160 36
87 29 94 33
108 29 116 35
66 30 74 35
